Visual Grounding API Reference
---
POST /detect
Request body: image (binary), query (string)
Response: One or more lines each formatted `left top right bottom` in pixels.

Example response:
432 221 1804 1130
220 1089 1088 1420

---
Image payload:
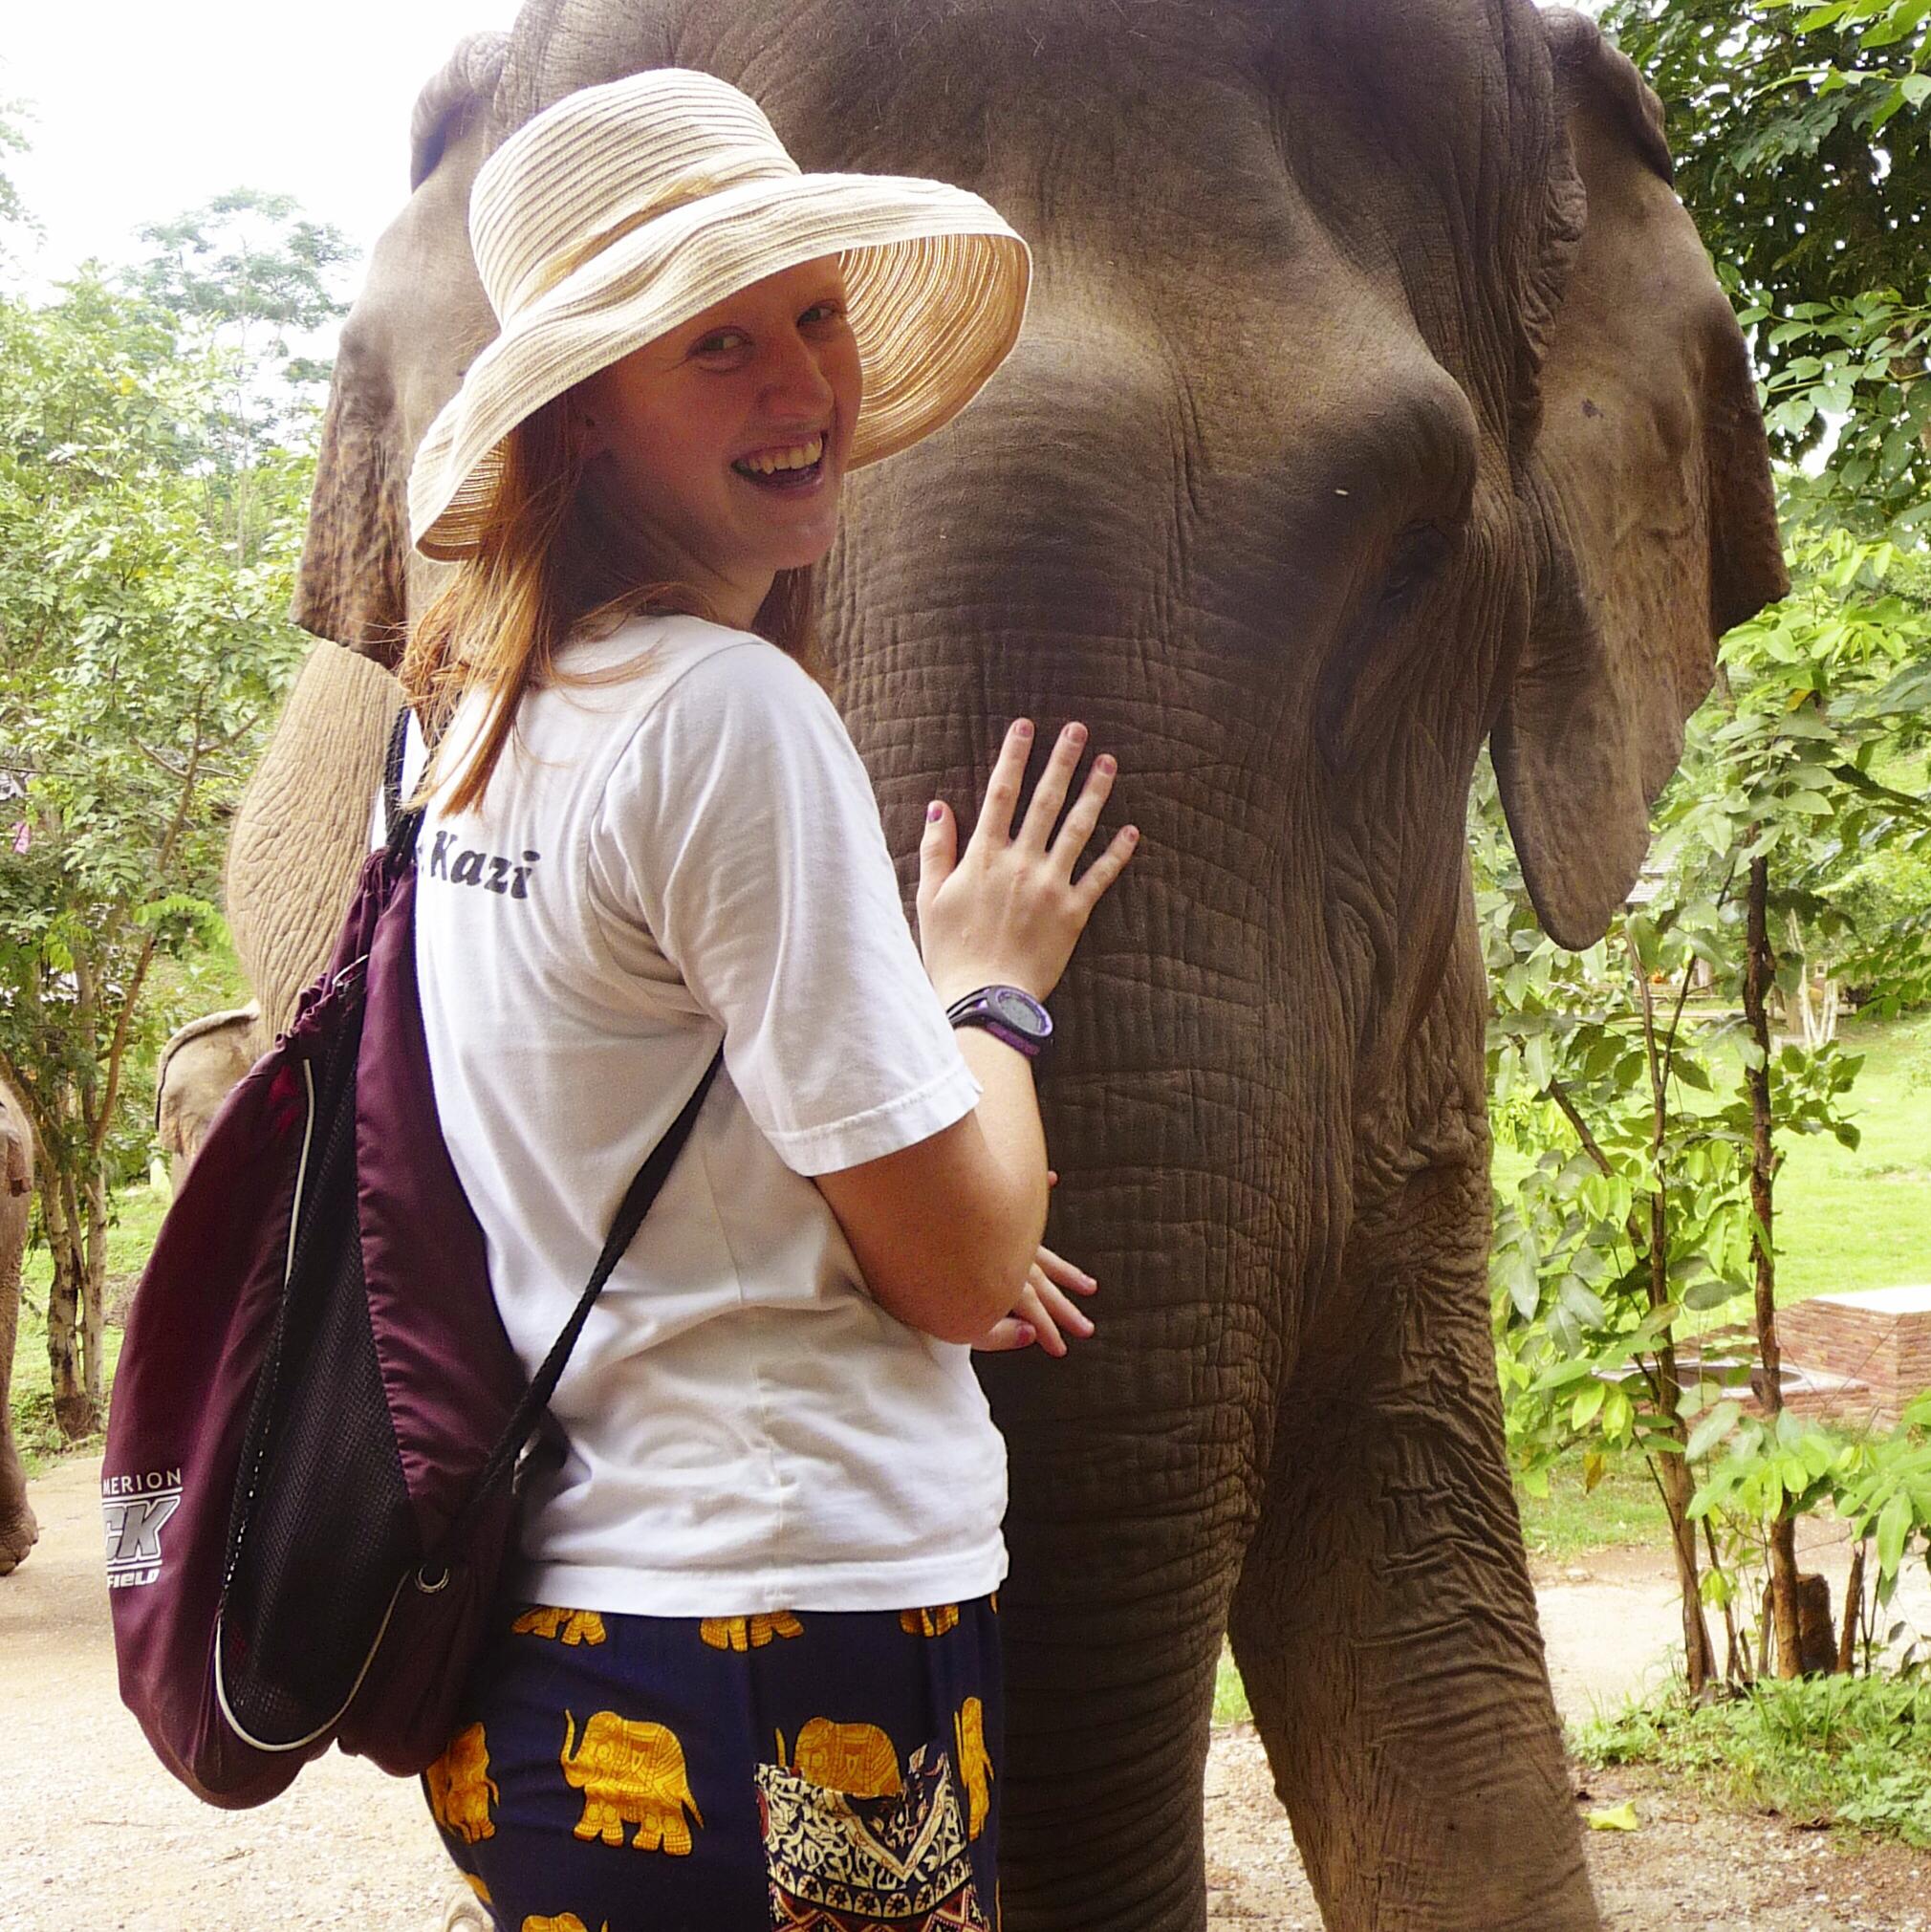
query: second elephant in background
154 1006 259 1190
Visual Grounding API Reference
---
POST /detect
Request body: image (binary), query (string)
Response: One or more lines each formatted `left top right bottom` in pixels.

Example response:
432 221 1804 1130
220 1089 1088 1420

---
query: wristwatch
945 985 1054 1060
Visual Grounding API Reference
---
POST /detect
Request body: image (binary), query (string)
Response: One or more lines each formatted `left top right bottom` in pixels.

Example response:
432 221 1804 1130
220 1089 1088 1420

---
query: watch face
990 988 1050 1038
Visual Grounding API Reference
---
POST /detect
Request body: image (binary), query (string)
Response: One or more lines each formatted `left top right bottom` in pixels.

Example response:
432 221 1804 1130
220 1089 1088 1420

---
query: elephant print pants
423 1596 1002 1932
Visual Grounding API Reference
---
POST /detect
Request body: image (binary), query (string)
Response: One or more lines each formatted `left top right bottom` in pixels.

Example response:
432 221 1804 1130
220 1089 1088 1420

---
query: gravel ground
5 1455 1926 1930
1204 1729 1931 1929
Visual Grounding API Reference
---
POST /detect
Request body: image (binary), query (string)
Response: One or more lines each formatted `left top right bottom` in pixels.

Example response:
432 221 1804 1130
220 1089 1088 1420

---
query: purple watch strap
945 986 1052 1058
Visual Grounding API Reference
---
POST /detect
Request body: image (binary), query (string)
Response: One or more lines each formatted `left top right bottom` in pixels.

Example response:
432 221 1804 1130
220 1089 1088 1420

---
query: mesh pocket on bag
216 1029 418 1749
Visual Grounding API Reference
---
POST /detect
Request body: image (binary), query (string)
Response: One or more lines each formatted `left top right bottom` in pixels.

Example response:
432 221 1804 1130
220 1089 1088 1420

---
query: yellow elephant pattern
899 1603 960 1638
426 1722 499 1845
777 1718 902 1799
701 1609 804 1651
560 1708 704 1854
520 1918 609 1932
463 1873 492 1905
952 1698 993 1840
512 1604 608 1647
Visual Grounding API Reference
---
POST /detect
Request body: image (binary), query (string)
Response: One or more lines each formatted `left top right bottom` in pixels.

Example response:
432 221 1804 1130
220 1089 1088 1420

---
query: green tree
1484 532 1931 1686
129 189 354 565
0 252 319 1435
0 98 31 248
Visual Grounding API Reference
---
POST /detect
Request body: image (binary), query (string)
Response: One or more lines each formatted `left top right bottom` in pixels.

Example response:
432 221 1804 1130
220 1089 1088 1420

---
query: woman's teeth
733 433 825 478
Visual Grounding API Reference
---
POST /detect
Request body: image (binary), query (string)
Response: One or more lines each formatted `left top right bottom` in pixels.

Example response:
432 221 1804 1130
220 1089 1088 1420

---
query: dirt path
5 1457 1927 1930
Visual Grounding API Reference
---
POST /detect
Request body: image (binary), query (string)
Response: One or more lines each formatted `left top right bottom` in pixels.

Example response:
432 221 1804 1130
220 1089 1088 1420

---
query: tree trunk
1629 949 1717 1695
1654 1425 1718 1694
1838 1541 1866 1676
40 1175 97 1440
1646 1209 1717 1695
82 1165 108 1422
1744 850 1804 1679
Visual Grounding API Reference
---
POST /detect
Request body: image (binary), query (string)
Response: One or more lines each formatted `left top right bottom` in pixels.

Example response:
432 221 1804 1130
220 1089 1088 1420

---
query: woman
397 69 1136 1931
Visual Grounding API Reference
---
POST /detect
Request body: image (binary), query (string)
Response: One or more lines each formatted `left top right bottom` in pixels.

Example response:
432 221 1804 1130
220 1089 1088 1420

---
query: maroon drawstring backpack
103 715 718 1807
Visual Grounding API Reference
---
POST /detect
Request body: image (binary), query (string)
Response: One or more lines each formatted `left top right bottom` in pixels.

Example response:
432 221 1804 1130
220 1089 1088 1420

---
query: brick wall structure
1775 1287 1931 1431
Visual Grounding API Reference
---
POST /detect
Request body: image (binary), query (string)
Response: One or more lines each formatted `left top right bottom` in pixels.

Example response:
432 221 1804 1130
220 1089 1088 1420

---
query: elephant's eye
1380 521 1454 608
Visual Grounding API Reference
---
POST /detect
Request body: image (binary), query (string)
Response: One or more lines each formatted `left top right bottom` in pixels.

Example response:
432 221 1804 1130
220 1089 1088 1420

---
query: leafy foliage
0 96 36 257
1603 0 1931 534
129 189 355 531
1601 0 1928 315
1482 532 1931 1681
0 191 349 1433
1574 1669 1931 1847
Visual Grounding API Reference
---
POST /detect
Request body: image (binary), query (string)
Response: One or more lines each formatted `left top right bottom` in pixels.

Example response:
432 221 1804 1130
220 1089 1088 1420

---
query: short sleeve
587 640 980 1176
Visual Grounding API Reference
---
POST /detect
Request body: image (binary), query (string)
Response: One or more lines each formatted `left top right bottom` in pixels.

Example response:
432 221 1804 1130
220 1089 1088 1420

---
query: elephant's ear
1491 11 1788 949
291 32 508 660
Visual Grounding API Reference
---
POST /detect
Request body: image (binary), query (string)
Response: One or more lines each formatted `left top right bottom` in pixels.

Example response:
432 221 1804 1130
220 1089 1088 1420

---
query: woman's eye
800 301 848 328
692 330 750 358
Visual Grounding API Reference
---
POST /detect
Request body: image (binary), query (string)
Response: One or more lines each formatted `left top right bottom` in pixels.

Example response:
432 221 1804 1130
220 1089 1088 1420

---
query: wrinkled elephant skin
256 5 1788 1926
1 1076 36 1575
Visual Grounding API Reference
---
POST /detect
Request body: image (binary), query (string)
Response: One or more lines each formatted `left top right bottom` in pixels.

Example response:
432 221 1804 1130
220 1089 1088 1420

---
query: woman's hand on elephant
919 718 1138 1009
970 1172 1097 1355
969 1241 1098 1357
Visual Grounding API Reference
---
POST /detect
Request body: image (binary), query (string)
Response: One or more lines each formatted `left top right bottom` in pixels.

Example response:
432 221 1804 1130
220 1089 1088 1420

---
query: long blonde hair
400 384 817 816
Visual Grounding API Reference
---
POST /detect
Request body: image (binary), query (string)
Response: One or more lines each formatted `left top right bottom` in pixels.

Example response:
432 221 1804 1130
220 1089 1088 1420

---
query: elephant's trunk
559 1707 577 1781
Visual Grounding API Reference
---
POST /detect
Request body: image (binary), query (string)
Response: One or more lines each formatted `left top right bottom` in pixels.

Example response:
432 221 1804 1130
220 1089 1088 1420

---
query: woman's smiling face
575 255 862 624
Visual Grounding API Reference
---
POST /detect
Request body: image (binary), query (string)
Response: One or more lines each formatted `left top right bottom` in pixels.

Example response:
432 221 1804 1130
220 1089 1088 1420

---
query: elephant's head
297 2 1784 960
154 1004 258 1187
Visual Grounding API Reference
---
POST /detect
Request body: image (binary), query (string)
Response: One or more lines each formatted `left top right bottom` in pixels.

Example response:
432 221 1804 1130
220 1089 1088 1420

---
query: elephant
560 1708 705 1853
953 1697 994 1841
778 1719 904 1799
511 1603 609 1645
222 30 498 1036
237 3 1788 1925
699 1608 804 1650
901 1603 962 1638
0 1075 35 1575
153 1005 259 1189
426 1720 501 1846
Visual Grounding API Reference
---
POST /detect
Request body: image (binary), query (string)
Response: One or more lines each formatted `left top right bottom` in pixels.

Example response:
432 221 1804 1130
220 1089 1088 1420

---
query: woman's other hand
970 1242 1098 1357
918 719 1138 1008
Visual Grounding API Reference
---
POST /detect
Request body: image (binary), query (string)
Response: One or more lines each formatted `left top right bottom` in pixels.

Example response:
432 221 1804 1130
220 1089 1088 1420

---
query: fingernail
1096 754 1117 775
1015 1323 1036 1342
1124 826 1139 844
1066 723 1088 745
1012 718 1033 739
927 800 944 822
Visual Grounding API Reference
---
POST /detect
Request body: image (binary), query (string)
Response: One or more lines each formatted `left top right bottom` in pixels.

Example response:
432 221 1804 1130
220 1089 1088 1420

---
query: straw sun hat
408 69 1032 560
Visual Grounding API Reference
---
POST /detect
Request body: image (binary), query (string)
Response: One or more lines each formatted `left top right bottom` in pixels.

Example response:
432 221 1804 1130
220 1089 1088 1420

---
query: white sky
7 0 1608 355
4 0 524 339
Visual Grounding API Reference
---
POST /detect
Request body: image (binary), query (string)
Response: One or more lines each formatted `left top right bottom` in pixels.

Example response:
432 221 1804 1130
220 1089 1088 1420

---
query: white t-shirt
397 614 1008 1615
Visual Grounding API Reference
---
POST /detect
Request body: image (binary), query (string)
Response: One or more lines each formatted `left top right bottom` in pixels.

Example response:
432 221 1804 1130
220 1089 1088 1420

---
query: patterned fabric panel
759 1746 991 1931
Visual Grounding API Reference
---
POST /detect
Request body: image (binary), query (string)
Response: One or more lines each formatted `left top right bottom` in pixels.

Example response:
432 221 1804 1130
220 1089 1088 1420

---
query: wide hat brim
408 171 1031 560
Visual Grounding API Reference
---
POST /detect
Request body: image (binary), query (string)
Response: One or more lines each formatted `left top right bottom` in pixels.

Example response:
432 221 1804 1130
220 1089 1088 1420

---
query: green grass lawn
1758 1010 1931 1304
1515 1452 1663 1563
